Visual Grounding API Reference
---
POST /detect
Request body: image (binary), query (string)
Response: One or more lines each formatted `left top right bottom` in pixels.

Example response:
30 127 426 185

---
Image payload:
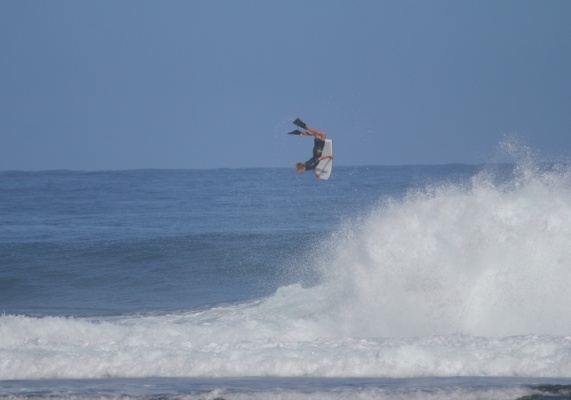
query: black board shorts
304 138 325 171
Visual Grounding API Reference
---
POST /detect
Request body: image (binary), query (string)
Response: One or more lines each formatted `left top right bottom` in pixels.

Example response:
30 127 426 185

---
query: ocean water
2 146 571 399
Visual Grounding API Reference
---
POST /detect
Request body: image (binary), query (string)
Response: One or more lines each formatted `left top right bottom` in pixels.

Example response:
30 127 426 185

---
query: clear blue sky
2 0 570 170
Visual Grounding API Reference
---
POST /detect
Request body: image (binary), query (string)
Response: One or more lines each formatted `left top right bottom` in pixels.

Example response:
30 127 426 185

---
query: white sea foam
2 309 571 380
1 308 571 379
2 150 571 380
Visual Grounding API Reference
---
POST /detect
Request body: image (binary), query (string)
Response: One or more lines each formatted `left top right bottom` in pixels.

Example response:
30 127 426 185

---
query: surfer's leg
306 127 326 141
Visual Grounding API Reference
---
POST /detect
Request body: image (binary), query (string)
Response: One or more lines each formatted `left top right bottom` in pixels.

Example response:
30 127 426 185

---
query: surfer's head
295 162 306 174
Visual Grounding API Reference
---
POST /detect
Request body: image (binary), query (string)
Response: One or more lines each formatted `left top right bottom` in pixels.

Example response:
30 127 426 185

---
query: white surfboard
315 139 333 180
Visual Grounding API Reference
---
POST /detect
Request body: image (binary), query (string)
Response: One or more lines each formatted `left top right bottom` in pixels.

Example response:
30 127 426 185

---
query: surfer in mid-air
289 118 334 179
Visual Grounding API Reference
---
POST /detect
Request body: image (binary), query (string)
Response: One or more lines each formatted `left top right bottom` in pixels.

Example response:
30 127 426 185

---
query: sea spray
319 160 571 337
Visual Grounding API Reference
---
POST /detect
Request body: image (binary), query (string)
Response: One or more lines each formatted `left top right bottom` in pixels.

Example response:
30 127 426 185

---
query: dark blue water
2 166 471 316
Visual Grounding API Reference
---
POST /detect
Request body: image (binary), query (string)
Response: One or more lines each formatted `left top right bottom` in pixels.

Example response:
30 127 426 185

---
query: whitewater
2 156 571 384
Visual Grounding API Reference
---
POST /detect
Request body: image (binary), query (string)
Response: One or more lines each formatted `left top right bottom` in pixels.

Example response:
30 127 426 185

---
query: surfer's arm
318 155 334 161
